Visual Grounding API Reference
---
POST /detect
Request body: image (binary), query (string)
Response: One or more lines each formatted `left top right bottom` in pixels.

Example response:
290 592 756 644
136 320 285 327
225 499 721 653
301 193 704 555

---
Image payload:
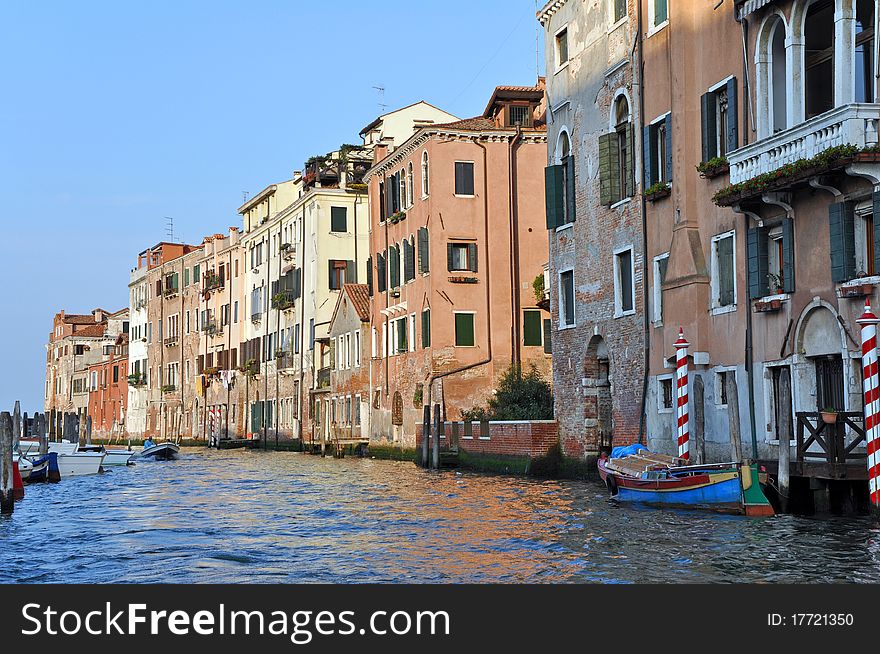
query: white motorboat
77 444 135 466
56 451 105 477
14 455 33 481
135 442 180 461
18 440 78 457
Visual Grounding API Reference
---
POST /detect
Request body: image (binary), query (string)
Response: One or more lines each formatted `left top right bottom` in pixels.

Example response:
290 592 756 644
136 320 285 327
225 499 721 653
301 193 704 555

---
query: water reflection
1 449 878 583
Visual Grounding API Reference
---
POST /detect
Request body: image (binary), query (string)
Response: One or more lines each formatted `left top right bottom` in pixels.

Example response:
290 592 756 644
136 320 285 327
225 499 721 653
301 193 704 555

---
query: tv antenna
373 85 387 113
165 216 175 243
243 190 249 203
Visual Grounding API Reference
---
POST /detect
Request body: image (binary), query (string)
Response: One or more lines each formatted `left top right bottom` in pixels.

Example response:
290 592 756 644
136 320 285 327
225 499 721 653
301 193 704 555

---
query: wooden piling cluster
419 403 477 469
1 412 13 514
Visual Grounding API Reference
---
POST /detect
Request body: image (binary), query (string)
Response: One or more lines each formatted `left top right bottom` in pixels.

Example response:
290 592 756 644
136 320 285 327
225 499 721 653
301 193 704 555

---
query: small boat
18 440 78 457
136 442 180 461
77 444 135 466
598 445 774 516
23 454 54 483
56 451 105 477
15 455 33 481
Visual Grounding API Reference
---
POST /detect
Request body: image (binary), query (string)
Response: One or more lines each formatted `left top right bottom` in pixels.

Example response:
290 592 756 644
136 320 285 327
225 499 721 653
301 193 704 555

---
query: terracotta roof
73 324 107 338
64 314 100 325
433 116 497 131
343 284 370 322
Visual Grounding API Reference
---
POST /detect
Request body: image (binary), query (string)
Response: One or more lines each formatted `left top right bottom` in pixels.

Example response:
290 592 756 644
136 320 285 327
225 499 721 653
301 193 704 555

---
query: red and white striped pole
674 328 691 461
857 303 880 511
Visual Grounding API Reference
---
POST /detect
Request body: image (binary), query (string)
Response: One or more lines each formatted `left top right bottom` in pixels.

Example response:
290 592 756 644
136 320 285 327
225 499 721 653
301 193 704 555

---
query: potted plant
767 272 784 294
820 407 838 424
644 181 671 201
696 156 730 179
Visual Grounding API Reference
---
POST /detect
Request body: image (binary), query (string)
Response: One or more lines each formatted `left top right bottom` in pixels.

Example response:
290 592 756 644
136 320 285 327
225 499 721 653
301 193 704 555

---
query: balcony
316 367 330 389
201 319 218 335
203 272 224 293
271 289 296 311
164 335 179 347
277 352 297 374
281 243 296 261
163 285 179 299
128 373 146 387
728 103 880 185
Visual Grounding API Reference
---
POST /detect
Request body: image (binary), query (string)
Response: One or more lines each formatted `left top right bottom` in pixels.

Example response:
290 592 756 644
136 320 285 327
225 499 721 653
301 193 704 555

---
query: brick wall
416 420 558 459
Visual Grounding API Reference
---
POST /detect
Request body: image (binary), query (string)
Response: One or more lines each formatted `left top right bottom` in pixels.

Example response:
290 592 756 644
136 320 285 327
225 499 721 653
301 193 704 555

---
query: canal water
2 449 879 583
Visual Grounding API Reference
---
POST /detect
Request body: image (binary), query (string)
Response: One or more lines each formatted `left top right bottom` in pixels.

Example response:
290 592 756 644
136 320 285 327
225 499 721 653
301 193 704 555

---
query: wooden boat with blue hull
598 447 775 516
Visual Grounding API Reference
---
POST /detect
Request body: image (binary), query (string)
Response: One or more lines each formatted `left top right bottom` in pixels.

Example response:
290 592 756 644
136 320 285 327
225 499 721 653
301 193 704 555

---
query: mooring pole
726 372 743 463
39 414 49 457
432 404 441 470
1 412 14 514
422 405 430 468
674 329 691 460
12 401 21 452
857 303 880 514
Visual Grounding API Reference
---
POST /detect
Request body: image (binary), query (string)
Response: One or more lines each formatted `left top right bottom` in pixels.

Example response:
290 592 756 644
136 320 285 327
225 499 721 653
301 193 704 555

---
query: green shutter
664 113 673 182
418 227 430 273
184 268 190 287
543 318 552 354
468 243 478 272
455 313 475 347
701 92 716 162
328 259 335 290
781 218 795 294
523 310 542 346
599 133 614 206
377 253 386 292
366 257 373 296
346 260 356 284
624 125 634 198
422 309 431 348
609 132 622 203
544 164 565 229
829 201 856 283
726 77 738 154
748 227 769 299
643 124 655 189
331 206 347 232
447 243 454 271
566 155 576 223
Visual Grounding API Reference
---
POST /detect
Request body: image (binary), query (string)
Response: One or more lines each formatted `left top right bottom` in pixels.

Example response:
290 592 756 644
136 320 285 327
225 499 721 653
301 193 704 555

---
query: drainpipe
298 203 307 445
427 138 493 412
509 126 524 372
636 0 651 445
736 5 759 460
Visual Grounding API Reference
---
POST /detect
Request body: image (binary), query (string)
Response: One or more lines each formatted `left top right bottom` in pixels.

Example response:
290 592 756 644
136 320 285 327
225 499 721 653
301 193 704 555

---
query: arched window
804 0 834 119
399 170 407 210
614 95 633 199
558 130 574 225
407 162 414 207
770 18 788 132
856 0 875 103
421 151 429 197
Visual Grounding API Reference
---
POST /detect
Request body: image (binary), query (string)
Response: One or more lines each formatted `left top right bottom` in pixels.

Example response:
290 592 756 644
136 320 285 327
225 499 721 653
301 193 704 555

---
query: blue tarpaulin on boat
611 444 648 459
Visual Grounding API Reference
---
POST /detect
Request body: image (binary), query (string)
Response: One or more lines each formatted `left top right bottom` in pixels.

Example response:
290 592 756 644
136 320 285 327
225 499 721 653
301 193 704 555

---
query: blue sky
0 0 545 412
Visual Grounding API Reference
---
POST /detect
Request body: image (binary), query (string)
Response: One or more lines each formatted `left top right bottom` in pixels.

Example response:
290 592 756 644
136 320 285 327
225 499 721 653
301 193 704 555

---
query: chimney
93 309 105 323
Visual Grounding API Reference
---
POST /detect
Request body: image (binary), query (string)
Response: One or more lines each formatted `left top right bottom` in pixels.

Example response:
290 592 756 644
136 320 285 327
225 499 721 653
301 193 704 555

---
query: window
857 204 876 277
599 95 633 206
418 227 430 274
422 309 431 348
804 1 834 120
717 373 744 417
711 232 736 312
330 207 347 232
644 114 672 188
856 0 875 103
389 245 401 288
113 366 119 384
447 242 477 272
376 252 387 293
546 131 576 229
653 253 669 324
748 220 794 298
523 310 543 347
658 376 674 412
329 259 351 290
403 237 415 283
769 19 787 133
454 162 475 196
651 0 667 29
395 316 408 354
508 104 533 128
614 248 635 316
701 79 737 162
399 170 407 210
614 0 626 23
421 151 430 197
354 330 361 368
407 162 414 207
555 27 569 68
379 181 386 220
559 269 575 328
454 313 475 347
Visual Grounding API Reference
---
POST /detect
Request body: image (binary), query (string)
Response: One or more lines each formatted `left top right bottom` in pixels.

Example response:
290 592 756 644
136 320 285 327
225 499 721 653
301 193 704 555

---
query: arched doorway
584 336 613 454
797 304 848 413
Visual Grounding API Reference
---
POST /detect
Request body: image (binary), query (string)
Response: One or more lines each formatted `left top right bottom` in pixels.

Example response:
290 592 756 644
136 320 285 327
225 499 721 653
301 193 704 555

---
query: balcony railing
164 335 179 347
203 272 224 292
795 411 867 478
277 353 297 371
271 289 296 311
163 285 179 298
728 103 880 184
201 320 219 336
